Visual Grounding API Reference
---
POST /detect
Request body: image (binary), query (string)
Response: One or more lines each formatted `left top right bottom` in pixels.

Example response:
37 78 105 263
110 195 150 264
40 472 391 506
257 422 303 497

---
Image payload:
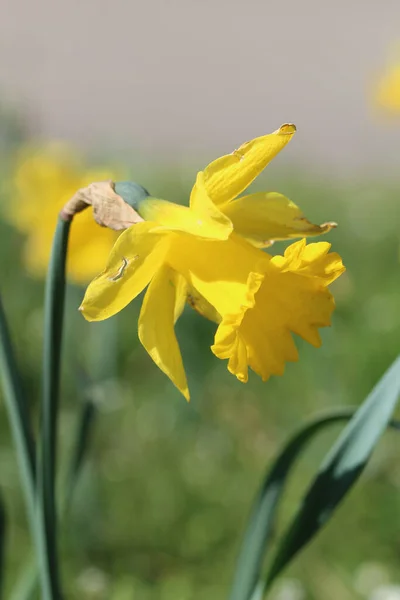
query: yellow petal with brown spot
80 222 170 321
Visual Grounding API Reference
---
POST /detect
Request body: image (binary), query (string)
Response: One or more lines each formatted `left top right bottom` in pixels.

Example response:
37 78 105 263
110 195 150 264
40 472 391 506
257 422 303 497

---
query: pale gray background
1 0 399 173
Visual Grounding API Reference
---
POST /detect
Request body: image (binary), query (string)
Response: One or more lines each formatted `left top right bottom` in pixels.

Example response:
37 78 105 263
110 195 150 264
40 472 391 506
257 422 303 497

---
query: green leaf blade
0 491 6 599
266 355 400 587
228 408 354 600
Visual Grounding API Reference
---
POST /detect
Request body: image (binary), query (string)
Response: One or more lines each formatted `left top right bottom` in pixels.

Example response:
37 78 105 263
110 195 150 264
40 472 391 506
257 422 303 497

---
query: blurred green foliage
0 107 400 600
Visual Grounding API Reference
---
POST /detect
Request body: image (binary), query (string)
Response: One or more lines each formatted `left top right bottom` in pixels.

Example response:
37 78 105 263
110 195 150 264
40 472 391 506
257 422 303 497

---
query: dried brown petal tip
60 180 144 231
321 221 338 231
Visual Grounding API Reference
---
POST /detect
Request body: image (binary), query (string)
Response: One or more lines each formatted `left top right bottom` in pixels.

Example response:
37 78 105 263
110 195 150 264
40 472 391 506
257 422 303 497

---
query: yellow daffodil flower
7 144 121 284
80 125 344 400
373 45 400 114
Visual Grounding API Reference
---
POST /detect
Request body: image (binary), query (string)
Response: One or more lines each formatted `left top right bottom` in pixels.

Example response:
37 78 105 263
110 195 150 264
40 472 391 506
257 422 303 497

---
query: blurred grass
0 112 400 599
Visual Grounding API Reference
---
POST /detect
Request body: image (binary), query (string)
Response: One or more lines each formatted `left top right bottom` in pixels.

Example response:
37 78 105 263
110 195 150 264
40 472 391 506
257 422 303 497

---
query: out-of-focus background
1 1 400 599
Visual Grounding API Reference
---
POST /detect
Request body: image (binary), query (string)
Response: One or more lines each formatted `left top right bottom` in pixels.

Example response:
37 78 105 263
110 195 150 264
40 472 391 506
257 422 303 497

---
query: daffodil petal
138 197 232 240
80 222 169 321
220 192 336 247
197 124 296 206
212 241 345 382
186 285 222 324
168 233 264 317
138 264 190 401
189 171 233 233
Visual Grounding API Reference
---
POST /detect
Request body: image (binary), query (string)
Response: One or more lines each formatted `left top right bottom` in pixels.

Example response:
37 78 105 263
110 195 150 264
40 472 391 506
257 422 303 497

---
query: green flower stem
9 396 97 600
37 215 71 600
0 294 36 537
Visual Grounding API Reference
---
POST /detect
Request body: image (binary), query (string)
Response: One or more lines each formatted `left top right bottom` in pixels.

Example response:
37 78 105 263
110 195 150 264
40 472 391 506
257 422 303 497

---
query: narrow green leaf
228 408 354 600
0 491 6 599
248 582 264 600
10 397 97 600
266 355 400 588
0 294 36 541
11 297 101 600
64 398 96 511
8 559 36 600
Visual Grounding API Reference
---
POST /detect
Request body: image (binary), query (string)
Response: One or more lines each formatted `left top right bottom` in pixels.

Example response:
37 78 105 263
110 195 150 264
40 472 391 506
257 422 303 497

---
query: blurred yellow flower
8 144 120 284
81 125 344 399
374 46 400 114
